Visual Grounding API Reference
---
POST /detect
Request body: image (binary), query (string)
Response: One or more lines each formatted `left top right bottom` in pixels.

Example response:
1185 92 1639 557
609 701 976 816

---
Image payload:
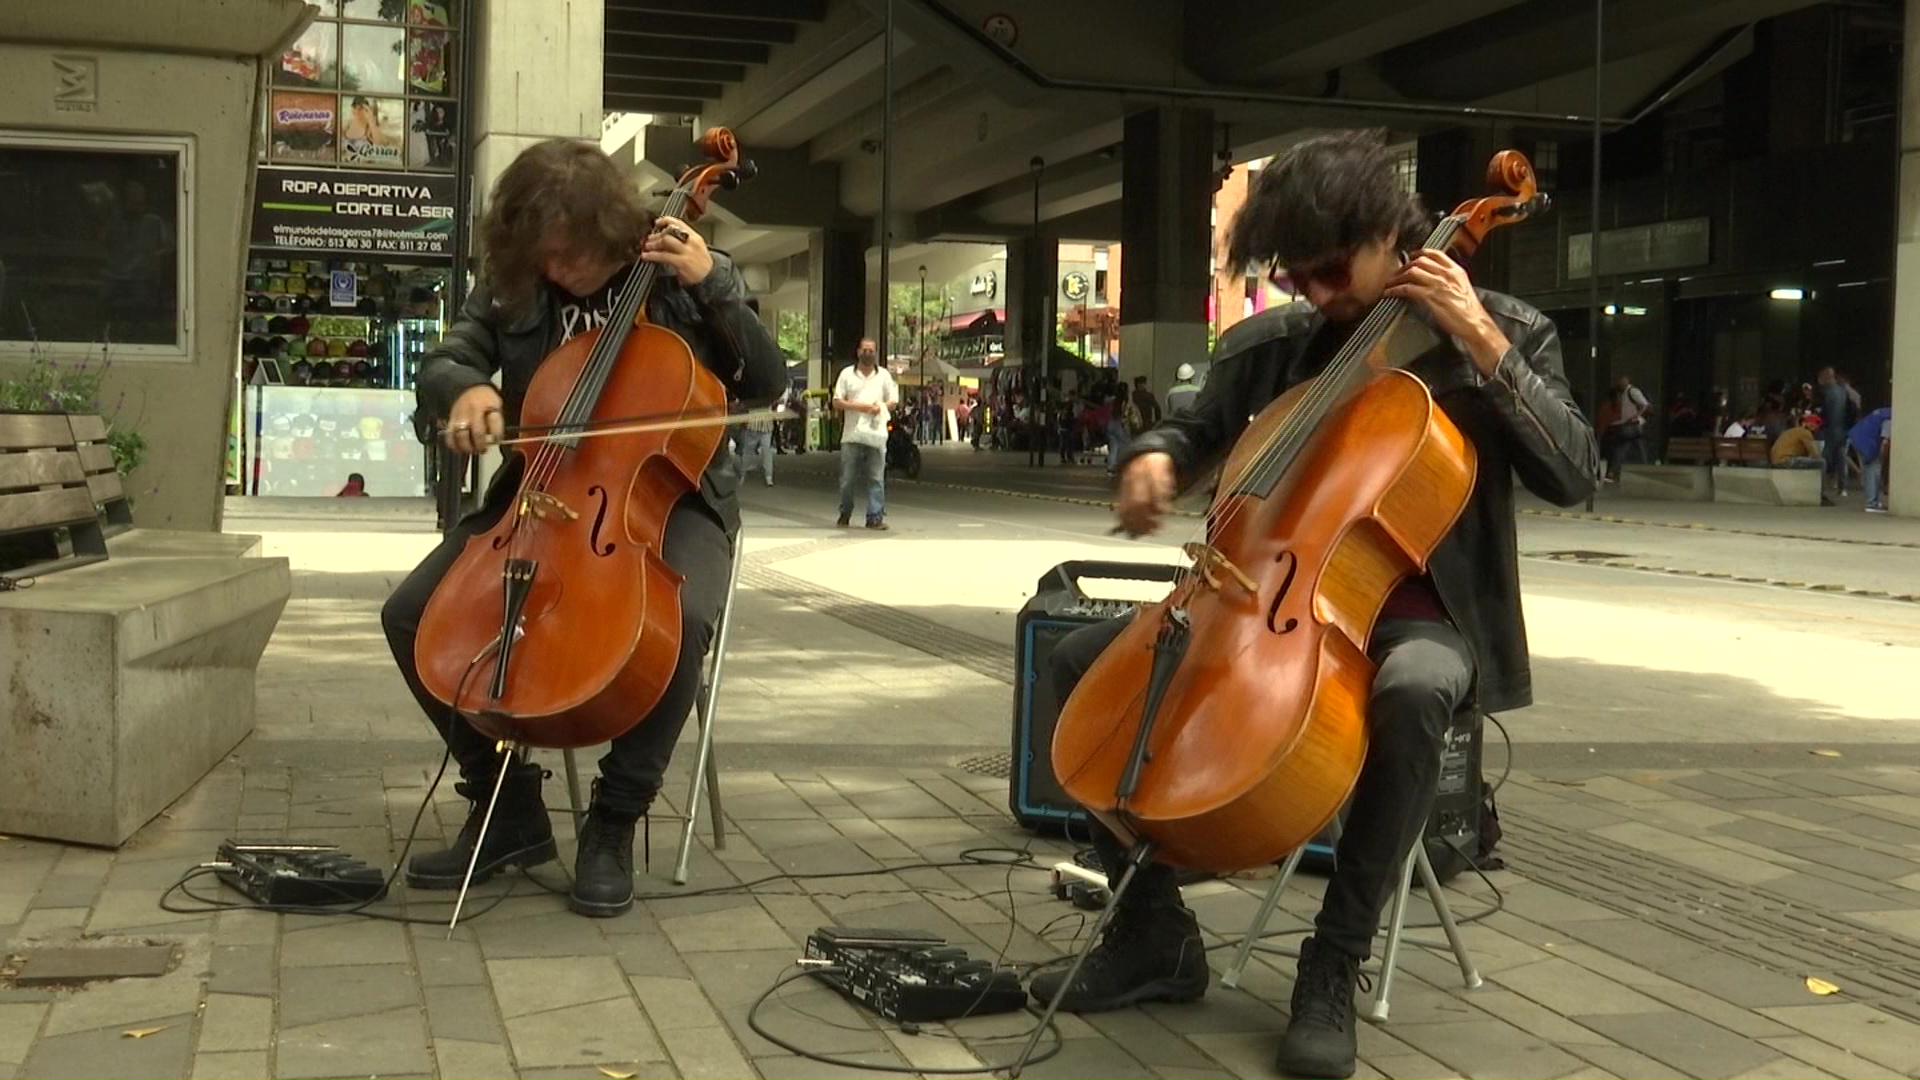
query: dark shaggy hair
480 138 653 317
1224 130 1433 275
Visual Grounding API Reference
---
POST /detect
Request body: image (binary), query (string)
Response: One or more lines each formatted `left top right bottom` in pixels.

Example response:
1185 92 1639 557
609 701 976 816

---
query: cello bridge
519 490 578 521
1181 542 1257 594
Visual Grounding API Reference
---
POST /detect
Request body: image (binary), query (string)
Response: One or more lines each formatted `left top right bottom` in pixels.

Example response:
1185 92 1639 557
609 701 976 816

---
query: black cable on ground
747 965 1064 1075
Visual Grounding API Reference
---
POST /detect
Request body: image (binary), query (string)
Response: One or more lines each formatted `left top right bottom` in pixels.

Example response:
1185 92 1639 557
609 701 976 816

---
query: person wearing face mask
831 338 899 529
378 139 787 920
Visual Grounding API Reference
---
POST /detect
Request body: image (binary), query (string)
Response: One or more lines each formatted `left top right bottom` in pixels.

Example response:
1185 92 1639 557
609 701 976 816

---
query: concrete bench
1711 465 1823 506
1619 463 1713 501
1 411 291 847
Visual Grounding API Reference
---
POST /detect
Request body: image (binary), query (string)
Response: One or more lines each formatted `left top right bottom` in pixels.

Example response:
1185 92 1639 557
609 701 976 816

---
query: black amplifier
1296 707 1487 884
1010 560 1180 832
803 927 1027 1023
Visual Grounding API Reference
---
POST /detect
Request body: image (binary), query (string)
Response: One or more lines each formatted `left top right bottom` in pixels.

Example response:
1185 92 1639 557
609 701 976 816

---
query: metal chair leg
673 532 744 885
1365 848 1422 1023
563 748 585 820
1219 845 1308 989
1414 841 1483 990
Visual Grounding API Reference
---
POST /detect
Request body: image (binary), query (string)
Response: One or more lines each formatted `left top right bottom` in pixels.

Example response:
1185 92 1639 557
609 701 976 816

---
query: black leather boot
1275 936 1366 1079
1027 900 1208 1012
569 794 639 918
406 760 557 889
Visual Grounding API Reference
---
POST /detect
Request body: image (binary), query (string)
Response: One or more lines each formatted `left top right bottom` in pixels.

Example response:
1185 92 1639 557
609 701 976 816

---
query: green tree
887 283 946 360
776 309 808 361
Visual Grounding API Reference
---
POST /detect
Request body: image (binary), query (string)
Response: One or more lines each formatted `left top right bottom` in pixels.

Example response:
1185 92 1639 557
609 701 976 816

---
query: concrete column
469 0 603 203
466 0 601 496
1119 106 1214 394
808 228 866 390
1890 0 1920 515
1004 237 1059 375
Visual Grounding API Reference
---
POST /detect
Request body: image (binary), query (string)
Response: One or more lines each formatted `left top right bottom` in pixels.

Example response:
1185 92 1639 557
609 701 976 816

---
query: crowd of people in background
1628 366 1894 512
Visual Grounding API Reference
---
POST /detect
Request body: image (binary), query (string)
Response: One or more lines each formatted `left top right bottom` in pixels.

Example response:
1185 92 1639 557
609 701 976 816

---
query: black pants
1051 613 1474 961
381 491 733 818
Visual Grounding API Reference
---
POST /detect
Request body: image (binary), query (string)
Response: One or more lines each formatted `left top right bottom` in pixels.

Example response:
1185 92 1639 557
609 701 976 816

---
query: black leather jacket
414 251 789 533
1127 290 1598 713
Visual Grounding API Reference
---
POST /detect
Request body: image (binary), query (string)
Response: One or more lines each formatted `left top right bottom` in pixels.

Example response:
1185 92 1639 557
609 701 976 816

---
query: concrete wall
1894 0 1920 516
0 0 309 532
470 0 604 208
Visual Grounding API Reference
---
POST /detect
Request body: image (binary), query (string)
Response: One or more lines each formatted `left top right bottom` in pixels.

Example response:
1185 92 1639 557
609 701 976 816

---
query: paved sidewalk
4 492 1919 1078
6 755 1920 1078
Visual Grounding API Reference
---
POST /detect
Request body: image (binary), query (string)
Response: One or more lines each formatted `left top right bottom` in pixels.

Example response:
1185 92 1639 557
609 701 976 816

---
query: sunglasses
1268 253 1353 294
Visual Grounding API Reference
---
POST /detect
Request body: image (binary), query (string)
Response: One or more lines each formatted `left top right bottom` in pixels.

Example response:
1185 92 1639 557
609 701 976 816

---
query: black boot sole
1026 973 1208 1013
405 836 559 890
566 889 635 918
1275 1044 1357 1080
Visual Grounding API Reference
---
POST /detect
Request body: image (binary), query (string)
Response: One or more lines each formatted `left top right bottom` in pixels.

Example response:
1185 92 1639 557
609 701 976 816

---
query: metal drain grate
954 751 1012 779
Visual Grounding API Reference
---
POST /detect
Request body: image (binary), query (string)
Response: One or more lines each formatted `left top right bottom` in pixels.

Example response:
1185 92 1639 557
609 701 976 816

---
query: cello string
519 184 697 502
1166 215 1463 584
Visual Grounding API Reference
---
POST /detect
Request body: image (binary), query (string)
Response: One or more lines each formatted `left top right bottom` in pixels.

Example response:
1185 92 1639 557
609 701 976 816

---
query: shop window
268 0 458 171
0 133 191 357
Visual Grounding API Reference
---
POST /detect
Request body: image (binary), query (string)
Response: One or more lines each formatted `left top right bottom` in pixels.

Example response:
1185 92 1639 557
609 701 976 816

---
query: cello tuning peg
735 159 759 182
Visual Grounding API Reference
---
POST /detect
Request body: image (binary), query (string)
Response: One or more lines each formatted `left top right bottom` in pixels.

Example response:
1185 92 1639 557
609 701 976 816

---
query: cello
411 129 759 757
1048 150 1549 874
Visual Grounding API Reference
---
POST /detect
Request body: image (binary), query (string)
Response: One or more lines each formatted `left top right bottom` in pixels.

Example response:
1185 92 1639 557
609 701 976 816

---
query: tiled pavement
6 757 1920 1079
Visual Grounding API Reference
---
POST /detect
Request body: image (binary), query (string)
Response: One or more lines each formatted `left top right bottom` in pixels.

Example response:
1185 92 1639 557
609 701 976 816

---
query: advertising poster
339 96 406 168
341 23 407 95
276 21 337 89
407 100 456 170
269 91 338 163
409 29 451 94
252 165 456 257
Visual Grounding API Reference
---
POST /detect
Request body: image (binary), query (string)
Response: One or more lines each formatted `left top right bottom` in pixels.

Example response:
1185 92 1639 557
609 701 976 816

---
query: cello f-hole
1266 550 1299 634
587 485 617 556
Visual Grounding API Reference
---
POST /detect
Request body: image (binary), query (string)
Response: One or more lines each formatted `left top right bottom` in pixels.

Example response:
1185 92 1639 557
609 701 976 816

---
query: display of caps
347 340 369 358
288 315 310 336
328 338 348 358
245 294 271 312
248 257 267 274
291 295 313 315
247 315 270 334
287 338 307 358
273 295 293 313
291 359 312 380
307 274 328 294
246 274 267 292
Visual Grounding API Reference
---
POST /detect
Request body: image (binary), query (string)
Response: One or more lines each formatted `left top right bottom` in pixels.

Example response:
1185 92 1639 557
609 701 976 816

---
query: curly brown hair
480 138 653 317
1224 129 1432 276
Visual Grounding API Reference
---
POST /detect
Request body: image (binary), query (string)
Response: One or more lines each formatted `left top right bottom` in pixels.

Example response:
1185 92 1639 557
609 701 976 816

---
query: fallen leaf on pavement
597 1069 636 1079
122 1026 172 1039
1811 750 1842 758
1804 976 1842 996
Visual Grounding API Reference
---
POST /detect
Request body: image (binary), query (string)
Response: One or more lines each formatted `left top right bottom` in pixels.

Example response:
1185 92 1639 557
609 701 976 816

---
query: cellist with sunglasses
1031 130 1599 1079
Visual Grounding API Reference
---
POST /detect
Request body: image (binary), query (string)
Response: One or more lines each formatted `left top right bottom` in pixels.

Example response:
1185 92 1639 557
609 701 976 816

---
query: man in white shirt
832 338 899 529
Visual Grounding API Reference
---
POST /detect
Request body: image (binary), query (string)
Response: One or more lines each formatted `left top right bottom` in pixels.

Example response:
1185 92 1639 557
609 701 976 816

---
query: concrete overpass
597 0 1831 387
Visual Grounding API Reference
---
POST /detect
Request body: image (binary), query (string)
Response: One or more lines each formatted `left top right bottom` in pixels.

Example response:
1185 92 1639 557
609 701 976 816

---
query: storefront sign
1567 217 1711 281
252 165 456 257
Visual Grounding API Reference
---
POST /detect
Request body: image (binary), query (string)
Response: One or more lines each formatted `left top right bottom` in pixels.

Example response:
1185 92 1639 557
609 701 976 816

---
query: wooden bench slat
0 487 97 534
77 444 116 474
0 449 86 491
0 414 79 451
67 414 110 442
86 472 126 503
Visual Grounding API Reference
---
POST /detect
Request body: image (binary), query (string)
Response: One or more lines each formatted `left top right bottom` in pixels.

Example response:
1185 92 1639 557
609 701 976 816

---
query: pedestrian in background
832 338 897 529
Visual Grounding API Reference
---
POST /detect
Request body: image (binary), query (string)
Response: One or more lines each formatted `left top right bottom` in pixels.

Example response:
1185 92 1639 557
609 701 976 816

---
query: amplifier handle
1038 560 1181 602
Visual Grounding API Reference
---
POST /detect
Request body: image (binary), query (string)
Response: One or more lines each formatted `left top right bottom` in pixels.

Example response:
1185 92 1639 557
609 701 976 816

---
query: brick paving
7 758 1920 1078
4 483 1920 1078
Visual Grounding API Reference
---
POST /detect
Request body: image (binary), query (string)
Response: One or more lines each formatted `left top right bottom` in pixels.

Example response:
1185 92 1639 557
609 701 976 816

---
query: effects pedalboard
803 927 1028 1023
212 841 389 907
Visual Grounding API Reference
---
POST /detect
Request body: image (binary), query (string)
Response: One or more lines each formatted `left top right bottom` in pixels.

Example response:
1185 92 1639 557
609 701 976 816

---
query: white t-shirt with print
834 364 898 449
